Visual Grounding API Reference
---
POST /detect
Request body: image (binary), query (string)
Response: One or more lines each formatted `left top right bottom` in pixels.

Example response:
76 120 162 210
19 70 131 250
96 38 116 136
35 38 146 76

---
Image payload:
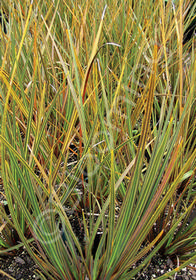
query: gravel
0 247 196 279
0 249 40 280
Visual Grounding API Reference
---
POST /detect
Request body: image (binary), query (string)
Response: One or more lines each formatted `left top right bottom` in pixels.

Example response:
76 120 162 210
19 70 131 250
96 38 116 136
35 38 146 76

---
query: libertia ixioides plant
0 0 195 279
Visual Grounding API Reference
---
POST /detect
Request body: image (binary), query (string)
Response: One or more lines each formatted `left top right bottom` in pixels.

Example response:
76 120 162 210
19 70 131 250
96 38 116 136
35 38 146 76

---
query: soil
0 249 40 280
0 247 196 279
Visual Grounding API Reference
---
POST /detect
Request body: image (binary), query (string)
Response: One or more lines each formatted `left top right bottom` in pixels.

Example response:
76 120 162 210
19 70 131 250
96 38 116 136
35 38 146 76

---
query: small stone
15 256 25 264
160 264 165 269
9 268 14 272
182 267 187 271
167 257 173 268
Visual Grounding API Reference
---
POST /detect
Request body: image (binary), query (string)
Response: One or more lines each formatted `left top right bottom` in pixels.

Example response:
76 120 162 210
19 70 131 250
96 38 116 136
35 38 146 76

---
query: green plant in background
0 0 195 279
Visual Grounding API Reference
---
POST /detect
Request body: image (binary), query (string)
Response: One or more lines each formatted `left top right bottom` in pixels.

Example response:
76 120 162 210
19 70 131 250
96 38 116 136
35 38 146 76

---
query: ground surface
0 247 196 279
0 249 39 280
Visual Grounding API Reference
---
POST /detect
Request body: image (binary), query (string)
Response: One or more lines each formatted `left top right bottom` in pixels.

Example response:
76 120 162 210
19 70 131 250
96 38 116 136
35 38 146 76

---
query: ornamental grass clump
0 0 195 279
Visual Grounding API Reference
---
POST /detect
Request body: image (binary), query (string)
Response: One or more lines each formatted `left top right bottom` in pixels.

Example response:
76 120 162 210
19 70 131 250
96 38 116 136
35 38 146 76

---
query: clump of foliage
0 0 195 279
